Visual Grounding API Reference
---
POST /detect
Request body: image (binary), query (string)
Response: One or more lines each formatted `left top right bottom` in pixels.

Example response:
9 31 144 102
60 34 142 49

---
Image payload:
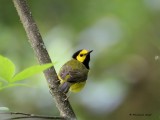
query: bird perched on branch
58 49 93 94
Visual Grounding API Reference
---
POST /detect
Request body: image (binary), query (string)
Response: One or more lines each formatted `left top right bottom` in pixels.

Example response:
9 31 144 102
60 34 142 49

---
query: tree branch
1 112 64 120
12 0 76 119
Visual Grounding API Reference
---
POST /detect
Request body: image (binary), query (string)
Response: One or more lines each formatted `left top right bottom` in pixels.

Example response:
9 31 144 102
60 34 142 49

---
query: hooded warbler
58 49 93 94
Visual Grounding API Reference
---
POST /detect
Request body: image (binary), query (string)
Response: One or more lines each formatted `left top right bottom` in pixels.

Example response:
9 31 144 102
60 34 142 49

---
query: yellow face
76 49 89 62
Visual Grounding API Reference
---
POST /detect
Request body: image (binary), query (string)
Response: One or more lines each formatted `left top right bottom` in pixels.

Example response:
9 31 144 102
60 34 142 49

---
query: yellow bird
58 49 93 94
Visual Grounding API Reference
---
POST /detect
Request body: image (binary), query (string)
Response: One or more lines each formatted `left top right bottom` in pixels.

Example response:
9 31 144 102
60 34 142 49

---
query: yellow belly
69 82 86 93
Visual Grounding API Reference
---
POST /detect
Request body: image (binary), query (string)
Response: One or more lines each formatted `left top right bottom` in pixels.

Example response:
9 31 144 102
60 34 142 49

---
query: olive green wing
59 59 89 83
59 65 71 81
67 69 88 83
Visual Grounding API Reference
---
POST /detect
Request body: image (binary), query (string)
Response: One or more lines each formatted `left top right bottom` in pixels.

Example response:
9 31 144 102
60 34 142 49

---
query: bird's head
72 49 93 69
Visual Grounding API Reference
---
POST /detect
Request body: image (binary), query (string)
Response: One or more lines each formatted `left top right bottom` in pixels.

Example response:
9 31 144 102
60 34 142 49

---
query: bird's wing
59 65 71 80
67 69 88 83
59 60 89 83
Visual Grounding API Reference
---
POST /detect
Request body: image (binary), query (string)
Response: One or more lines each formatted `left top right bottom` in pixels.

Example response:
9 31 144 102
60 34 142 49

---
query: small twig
6 116 63 120
1 112 64 120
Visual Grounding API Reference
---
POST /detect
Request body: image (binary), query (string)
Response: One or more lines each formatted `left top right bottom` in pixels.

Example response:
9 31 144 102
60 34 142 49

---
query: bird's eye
80 54 83 57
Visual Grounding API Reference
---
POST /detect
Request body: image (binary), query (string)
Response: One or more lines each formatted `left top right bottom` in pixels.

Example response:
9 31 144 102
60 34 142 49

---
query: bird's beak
88 50 93 54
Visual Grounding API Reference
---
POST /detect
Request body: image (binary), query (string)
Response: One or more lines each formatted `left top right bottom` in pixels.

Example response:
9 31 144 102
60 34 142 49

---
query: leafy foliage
11 64 53 82
0 55 15 82
0 55 52 91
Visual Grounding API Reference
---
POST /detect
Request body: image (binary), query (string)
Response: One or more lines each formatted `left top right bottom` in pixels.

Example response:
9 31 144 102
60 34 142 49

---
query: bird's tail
59 82 70 93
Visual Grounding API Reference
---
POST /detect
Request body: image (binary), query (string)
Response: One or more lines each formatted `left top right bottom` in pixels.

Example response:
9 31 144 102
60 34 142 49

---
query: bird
58 49 93 94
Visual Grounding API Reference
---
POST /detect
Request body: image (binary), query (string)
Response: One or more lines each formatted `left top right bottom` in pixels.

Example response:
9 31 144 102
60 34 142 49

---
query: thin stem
6 116 63 120
1 112 64 120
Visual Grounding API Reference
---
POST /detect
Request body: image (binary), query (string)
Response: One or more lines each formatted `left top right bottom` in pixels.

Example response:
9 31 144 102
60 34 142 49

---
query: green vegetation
0 55 52 90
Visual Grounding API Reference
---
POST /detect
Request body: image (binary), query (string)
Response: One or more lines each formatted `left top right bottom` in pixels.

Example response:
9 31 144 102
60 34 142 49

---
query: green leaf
11 63 52 82
0 55 15 82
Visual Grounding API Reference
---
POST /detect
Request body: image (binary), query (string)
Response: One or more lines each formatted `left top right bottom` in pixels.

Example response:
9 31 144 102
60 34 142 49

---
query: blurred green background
0 0 160 120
